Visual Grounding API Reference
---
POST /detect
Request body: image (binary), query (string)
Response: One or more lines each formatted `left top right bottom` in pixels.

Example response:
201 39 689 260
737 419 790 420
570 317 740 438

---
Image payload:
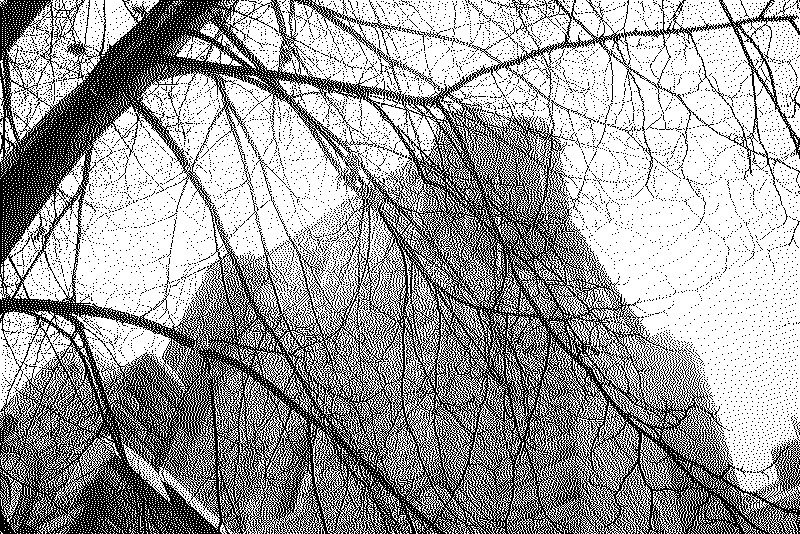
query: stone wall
1 110 747 534
155 110 744 533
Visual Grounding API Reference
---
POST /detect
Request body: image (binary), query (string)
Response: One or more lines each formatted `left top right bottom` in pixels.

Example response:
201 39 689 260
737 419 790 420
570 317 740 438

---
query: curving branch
0 295 444 533
432 13 798 102
155 13 797 110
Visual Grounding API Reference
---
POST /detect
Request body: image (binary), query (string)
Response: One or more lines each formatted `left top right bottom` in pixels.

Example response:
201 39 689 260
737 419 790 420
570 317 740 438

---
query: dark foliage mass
1 1 799 533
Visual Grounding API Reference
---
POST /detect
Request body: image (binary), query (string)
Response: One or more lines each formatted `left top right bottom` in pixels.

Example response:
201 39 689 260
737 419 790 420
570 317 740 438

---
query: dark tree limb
0 0 235 261
0 509 15 534
0 295 445 534
0 0 49 58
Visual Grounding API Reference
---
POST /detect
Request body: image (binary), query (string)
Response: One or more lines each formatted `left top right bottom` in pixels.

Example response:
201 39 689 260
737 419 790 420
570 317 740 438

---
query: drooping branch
0 295 445 533
0 297 195 346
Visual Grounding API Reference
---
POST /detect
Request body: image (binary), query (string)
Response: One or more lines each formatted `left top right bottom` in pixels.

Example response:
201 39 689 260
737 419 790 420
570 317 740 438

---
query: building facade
0 348 225 534
145 109 747 533
1 109 779 533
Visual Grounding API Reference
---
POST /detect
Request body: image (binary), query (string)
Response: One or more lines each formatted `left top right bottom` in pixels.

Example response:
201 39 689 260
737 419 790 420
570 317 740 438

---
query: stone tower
148 109 743 533
1 109 745 534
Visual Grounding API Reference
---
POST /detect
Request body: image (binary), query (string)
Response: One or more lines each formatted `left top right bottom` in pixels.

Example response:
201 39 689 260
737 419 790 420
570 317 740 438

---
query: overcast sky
2 0 798 494
578 181 800 491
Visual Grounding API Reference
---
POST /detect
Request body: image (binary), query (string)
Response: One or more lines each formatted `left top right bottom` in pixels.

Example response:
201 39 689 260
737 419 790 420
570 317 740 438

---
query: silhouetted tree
1 1 799 533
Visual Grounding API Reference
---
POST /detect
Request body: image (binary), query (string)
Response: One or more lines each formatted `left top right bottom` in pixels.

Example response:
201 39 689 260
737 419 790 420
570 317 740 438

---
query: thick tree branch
0 297 195 346
434 13 797 101
155 13 796 113
156 55 433 106
0 295 445 533
0 0 235 262
0 0 50 58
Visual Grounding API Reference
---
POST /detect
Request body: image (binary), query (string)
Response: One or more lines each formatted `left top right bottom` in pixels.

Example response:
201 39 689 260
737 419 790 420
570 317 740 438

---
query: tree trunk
0 0 234 261
0 0 50 59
